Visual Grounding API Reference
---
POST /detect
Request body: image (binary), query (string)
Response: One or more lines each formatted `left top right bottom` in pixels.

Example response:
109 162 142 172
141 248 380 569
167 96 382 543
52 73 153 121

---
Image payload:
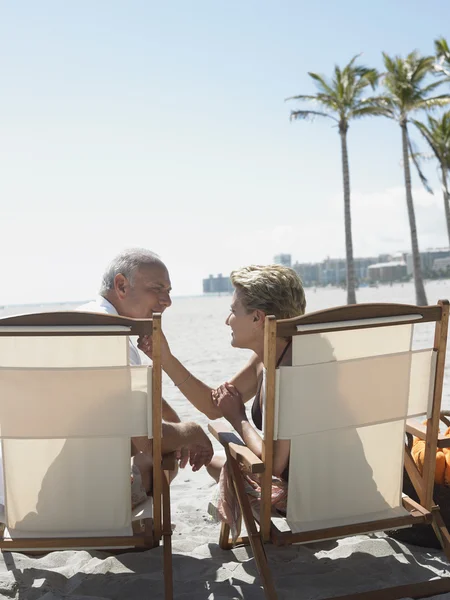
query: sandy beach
2 460 450 600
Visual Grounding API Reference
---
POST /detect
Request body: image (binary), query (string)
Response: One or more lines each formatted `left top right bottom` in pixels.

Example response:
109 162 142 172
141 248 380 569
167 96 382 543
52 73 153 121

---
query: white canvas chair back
262 304 444 537
0 312 159 541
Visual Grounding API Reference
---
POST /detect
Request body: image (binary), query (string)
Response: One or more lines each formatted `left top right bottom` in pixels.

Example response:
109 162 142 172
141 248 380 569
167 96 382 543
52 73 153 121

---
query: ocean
1 279 450 413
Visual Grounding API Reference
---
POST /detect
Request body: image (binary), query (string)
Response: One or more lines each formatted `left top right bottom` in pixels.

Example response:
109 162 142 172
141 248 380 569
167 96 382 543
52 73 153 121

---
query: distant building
432 256 450 273
292 262 320 286
295 256 379 286
274 254 292 267
203 248 450 292
368 261 407 283
354 257 379 281
320 258 347 286
405 248 450 275
203 274 233 294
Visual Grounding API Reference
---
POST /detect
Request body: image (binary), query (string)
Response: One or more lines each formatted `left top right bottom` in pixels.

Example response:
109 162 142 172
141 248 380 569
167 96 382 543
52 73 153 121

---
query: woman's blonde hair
230 264 306 319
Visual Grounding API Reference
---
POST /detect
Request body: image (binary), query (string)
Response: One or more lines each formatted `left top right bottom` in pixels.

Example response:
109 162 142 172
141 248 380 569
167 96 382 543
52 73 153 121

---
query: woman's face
225 291 259 349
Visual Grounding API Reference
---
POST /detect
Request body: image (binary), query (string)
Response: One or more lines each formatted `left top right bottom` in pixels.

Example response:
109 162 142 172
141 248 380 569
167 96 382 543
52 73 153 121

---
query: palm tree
286 55 384 305
412 112 450 246
378 51 450 305
435 37 450 77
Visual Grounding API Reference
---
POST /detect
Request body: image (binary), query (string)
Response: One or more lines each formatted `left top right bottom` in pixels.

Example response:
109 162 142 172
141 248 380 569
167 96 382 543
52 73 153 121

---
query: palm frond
412 112 450 169
435 37 450 61
435 37 450 76
307 72 335 96
407 132 434 194
285 94 327 103
350 105 392 119
285 92 339 112
288 55 382 127
421 79 449 95
411 118 443 163
410 55 435 85
347 53 363 70
382 52 397 76
363 68 380 90
363 95 396 118
434 64 450 77
382 50 450 116
289 110 337 123
416 95 450 110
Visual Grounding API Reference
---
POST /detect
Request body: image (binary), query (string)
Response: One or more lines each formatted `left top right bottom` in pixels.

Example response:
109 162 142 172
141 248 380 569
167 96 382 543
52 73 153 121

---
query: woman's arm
138 333 259 419
214 383 290 478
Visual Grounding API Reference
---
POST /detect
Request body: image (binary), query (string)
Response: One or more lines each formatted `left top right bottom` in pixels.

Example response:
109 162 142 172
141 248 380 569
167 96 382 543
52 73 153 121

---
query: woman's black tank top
251 341 291 481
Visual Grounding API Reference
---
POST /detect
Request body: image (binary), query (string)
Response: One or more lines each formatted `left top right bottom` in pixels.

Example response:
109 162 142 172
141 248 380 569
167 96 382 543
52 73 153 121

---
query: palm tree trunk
401 121 428 305
442 165 450 247
339 126 357 305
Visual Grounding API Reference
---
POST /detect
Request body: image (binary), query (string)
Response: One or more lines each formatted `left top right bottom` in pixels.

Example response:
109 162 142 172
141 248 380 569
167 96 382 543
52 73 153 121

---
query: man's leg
131 421 213 494
132 436 180 494
131 436 154 494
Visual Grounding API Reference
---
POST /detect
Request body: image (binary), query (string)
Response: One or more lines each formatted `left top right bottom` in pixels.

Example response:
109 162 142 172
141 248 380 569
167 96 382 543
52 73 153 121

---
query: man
78 248 213 493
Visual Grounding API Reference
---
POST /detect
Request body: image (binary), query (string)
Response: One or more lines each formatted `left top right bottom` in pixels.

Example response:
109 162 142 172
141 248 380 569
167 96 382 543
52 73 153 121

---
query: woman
138 264 306 484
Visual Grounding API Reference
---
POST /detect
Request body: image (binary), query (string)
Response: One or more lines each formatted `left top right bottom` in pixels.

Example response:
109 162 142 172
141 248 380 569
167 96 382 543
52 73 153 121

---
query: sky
1 0 450 304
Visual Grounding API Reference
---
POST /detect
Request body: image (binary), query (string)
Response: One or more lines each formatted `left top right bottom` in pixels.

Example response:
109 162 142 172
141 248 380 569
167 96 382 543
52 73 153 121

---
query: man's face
117 263 172 319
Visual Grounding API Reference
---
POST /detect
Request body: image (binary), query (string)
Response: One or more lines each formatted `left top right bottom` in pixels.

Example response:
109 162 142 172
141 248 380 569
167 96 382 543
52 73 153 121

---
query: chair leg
228 456 278 600
219 522 250 549
162 470 173 600
142 518 156 548
219 522 231 549
431 506 450 561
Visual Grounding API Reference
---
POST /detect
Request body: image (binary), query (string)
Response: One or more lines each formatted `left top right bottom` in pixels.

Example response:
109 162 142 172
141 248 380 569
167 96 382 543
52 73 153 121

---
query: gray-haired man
78 248 213 492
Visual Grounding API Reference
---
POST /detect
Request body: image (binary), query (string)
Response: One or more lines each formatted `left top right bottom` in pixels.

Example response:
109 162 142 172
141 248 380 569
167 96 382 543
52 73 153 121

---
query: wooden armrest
441 411 450 428
406 419 450 448
161 452 177 470
208 422 265 474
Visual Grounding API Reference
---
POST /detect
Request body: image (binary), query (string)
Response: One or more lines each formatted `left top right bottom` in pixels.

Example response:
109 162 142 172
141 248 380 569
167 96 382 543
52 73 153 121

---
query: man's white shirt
77 296 144 366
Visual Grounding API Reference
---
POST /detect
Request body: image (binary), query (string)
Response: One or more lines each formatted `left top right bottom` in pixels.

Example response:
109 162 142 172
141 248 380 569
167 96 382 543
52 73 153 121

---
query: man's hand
184 423 214 472
162 421 213 472
175 447 190 469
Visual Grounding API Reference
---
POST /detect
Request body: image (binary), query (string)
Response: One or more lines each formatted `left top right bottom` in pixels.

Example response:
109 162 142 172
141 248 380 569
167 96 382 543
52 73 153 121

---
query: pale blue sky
1 0 449 303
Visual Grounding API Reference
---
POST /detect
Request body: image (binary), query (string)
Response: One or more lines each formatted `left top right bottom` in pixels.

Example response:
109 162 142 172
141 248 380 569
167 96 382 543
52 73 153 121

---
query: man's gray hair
99 248 164 295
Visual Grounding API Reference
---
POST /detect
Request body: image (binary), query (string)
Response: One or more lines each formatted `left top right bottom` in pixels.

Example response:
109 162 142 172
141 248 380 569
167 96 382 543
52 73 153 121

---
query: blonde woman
138 264 306 484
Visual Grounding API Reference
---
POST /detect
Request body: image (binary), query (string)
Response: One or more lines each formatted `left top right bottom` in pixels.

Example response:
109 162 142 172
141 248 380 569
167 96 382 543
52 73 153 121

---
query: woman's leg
207 454 226 483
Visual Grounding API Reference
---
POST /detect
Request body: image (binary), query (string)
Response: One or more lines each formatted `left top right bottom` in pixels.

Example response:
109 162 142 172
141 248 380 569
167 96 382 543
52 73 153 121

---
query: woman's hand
212 382 247 428
137 331 172 366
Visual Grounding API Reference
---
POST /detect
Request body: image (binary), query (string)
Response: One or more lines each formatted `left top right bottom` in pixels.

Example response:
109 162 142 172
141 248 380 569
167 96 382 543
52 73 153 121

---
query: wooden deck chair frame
210 300 450 600
0 311 174 600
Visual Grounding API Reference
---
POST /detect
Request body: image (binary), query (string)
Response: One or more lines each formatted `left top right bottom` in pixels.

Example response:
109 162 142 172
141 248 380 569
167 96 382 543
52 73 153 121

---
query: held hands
212 382 247 427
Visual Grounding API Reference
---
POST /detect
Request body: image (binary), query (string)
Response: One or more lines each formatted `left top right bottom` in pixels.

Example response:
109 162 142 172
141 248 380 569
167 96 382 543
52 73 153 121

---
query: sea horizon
2 277 450 312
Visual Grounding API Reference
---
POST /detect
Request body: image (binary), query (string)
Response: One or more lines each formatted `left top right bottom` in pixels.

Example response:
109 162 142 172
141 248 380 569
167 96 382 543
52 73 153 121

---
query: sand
1 460 450 600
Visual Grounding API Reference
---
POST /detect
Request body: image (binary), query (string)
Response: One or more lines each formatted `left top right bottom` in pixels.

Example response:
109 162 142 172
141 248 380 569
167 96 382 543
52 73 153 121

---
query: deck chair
0 311 174 600
209 300 450 600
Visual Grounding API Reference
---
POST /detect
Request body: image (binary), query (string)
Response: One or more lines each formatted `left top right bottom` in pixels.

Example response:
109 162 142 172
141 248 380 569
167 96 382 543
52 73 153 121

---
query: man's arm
161 421 213 472
162 398 180 423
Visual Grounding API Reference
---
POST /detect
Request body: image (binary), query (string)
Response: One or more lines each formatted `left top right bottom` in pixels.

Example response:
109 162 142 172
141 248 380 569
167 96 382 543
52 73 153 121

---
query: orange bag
411 426 450 485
